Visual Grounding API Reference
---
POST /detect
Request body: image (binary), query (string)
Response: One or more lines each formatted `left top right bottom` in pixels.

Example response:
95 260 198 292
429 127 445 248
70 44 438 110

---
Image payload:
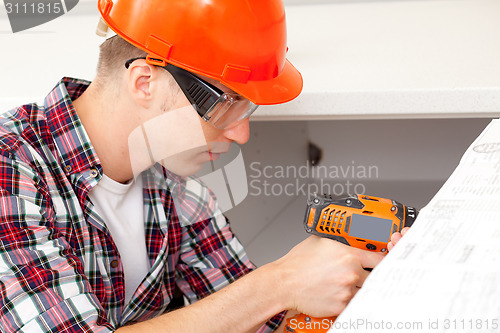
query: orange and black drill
284 194 418 333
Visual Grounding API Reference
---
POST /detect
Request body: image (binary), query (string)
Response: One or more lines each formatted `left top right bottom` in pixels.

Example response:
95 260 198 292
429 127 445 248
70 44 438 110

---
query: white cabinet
258 0 500 120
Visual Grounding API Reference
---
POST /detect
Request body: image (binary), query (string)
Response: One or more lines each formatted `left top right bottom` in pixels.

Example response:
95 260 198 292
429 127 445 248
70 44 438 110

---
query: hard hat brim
222 59 303 106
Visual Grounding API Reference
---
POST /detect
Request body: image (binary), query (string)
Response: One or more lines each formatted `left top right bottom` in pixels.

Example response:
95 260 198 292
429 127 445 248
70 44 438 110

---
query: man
0 0 387 332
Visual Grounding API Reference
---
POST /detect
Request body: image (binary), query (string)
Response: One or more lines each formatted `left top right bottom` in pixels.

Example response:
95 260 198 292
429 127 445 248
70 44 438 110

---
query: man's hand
387 227 410 252
272 235 385 318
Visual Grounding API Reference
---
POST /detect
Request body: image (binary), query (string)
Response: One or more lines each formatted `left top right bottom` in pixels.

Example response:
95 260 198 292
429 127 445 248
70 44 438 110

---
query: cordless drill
284 194 418 333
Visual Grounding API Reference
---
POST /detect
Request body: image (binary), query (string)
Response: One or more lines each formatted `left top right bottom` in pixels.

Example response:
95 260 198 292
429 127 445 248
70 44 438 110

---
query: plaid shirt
0 78 284 332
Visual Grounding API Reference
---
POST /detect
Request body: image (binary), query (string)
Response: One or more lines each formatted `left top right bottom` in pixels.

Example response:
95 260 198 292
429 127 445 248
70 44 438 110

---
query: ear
126 59 157 109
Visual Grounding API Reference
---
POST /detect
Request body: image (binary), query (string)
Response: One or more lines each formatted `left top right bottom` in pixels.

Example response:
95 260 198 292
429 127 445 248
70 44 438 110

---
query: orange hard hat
97 0 303 105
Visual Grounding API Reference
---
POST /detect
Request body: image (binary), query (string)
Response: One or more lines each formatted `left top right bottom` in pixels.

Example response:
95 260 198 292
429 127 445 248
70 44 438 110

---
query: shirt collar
146 164 217 227
44 77 101 175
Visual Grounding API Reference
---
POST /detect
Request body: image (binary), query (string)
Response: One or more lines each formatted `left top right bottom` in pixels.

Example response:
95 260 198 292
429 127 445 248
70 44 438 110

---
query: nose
223 118 250 145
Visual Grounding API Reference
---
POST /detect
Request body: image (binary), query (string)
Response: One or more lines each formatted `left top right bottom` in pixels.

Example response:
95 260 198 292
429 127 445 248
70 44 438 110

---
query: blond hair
95 36 147 82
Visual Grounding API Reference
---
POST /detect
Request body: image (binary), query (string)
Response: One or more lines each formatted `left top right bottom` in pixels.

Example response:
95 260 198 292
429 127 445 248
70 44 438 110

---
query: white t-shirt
88 174 149 304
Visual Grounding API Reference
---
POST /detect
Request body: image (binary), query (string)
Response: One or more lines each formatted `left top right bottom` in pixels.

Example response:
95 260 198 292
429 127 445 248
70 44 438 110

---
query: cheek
200 119 226 144
133 105 209 162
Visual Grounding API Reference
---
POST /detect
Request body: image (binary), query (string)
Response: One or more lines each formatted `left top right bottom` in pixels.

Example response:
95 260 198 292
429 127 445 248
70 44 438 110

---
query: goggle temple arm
162 64 224 118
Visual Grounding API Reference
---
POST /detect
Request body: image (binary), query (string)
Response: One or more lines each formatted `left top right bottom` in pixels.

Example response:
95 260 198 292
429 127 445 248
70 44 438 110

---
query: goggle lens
203 94 259 129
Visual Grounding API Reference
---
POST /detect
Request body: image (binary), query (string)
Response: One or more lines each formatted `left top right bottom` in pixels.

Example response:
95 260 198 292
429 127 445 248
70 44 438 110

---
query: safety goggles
125 58 259 129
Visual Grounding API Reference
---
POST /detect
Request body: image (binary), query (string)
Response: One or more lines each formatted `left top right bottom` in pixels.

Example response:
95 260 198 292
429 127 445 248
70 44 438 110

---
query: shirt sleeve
0 174 113 333
175 210 285 332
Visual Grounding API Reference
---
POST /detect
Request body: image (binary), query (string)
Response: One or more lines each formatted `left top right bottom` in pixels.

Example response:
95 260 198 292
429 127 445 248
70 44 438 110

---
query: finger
355 267 372 287
390 232 402 244
357 250 385 270
387 242 394 252
352 285 362 299
401 227 410 236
